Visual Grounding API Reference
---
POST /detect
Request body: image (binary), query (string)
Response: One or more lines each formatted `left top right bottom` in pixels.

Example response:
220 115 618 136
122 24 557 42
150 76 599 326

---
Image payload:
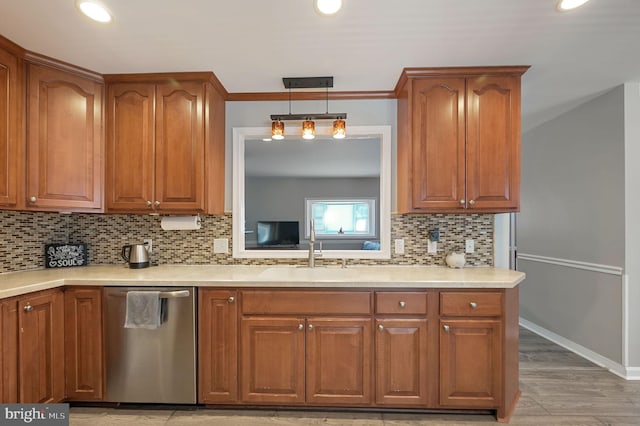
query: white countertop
0 265 525 299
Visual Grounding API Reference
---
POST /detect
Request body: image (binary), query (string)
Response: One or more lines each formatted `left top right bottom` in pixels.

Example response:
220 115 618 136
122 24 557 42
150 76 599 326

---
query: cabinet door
18 290 64 403
26 63 103 211
0 46 20 207
198 289 237 403
64 287 104 401
240 317 305 404
439 319 502 408
0 297 19 403
375 319 428 406
106 83 155 212
466 76 520 211
155 81 205 212
411 78 466 211
306 317 372 405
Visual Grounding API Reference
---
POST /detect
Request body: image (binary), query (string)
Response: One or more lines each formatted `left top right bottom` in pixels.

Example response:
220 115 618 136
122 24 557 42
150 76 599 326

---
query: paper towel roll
160 215 202 231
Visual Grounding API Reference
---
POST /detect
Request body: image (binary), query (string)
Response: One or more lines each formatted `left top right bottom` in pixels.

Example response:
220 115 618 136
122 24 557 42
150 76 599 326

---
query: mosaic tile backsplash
0 211 493 273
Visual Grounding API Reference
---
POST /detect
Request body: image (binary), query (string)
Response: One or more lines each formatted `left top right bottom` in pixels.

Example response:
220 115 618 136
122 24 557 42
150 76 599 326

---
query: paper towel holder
160 214 202 231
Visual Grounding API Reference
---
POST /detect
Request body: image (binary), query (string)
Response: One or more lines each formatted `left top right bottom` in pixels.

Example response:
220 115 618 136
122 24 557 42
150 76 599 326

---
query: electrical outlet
213 238 229 254
428 229 440 242
143 238 152 254
394 238 405 255
427 240 438 254
465 239 475 253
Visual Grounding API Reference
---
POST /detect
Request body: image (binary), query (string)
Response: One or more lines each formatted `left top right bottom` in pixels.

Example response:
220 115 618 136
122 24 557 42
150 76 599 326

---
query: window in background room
305 198 376 238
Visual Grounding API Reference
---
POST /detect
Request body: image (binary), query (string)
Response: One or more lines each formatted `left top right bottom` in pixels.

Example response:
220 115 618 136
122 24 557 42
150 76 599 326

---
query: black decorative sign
45 244 87 268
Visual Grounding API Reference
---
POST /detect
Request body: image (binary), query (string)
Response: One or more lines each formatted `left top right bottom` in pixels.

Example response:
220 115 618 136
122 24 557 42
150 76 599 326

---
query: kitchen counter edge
0 265 525 300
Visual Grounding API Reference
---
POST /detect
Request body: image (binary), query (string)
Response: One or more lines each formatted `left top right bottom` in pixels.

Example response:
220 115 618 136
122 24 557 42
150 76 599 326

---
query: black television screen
256 221 300 247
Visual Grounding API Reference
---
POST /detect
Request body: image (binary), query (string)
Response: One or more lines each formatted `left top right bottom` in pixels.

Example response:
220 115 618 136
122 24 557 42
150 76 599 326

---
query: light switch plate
465 239 475 253
213 238 229 254
394 238 405 255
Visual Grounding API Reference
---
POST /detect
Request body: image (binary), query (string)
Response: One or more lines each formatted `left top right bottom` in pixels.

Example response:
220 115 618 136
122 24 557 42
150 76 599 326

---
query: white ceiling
1 0 639 131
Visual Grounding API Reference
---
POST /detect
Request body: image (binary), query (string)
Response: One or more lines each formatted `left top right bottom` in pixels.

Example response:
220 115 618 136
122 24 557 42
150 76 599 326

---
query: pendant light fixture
302 120 316 140
270 76 347 140
332 118 346 139
271 120 285 140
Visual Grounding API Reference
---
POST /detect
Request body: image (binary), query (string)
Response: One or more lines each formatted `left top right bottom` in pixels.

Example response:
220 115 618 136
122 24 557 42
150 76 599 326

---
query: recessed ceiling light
77 0 112 23
557 0 590 11
314 0 342 15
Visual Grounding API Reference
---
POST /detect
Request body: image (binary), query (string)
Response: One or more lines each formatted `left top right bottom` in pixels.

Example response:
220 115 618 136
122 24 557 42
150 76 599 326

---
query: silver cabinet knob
308 324 314 331
399 301 406 308
459 199 465 205
146 200 152 207
469 199 475 206
378 324 384 331
228 296 235 303
154 201 160 207
23 304 33 312
469 302 478 309
29 196 37 203
298 323 304 331
443 325 450 332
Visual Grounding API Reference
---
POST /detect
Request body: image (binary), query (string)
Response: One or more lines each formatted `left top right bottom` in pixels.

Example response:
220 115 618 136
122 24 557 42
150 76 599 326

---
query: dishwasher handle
109 289 191 299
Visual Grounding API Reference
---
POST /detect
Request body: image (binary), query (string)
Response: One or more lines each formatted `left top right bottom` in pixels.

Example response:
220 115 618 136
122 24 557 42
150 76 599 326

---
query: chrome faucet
308 219 322 267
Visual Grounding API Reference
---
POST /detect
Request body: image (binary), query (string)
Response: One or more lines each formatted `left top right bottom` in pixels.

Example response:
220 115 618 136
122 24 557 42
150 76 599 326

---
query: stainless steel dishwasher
104 286 197 404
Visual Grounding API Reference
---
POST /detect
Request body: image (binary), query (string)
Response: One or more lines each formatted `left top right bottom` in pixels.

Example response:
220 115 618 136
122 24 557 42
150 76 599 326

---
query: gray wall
518 85 626 364
624 82 640 366
245 177 379 250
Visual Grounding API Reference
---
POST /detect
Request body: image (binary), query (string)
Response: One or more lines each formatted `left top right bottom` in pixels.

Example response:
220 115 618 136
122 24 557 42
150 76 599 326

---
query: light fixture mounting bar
283 77 333 89
270 113 347 121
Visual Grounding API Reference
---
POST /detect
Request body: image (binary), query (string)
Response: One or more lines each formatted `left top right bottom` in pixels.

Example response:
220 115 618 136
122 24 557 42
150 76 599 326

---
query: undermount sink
258 265 360 281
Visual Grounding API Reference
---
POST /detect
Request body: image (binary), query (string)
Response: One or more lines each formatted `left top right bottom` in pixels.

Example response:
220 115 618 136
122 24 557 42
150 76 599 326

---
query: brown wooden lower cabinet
240 317 306 404
0 297 19 403
64 287 104 401
18 289 65 403
306 317 372 405
198 289 238 403
439 319 502 408
375 318 429 406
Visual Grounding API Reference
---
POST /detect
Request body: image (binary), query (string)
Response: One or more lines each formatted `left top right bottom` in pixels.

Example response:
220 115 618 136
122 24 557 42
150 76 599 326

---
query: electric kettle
121 244 150 269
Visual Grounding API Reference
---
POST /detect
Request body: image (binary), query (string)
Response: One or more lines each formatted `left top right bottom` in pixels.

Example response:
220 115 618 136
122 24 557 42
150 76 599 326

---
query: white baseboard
519 317 640 380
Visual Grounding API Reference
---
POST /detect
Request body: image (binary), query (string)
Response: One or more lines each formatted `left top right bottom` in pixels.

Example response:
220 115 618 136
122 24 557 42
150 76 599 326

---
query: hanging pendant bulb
332 118 346 139
302 120 315 140
271 120 285 140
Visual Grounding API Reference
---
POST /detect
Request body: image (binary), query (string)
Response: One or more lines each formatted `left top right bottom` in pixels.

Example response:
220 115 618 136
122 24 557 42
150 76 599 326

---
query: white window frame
304 198 377 239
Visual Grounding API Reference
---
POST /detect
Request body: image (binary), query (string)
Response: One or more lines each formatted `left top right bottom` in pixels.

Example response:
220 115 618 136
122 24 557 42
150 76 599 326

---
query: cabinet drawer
440 292 503 316
241 290 371 315
375 292 427 315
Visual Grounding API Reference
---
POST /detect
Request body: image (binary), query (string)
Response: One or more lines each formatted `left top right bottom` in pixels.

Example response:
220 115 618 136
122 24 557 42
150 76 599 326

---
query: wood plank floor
70 328 640 425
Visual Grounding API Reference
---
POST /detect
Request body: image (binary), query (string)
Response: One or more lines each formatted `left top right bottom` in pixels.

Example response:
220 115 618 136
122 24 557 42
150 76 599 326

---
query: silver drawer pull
308 324 314 331
298 324 304 331
469 302 478 309
23 304 33 312
399 301 406 308
443 325 450 332
378 324 384 331
228 296 235 303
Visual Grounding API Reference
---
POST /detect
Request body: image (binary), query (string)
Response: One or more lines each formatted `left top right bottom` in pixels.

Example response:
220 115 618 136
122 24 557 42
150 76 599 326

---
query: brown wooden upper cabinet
25 56 104 212
105 74 225 214
396 66 529 213
0 37 23 209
